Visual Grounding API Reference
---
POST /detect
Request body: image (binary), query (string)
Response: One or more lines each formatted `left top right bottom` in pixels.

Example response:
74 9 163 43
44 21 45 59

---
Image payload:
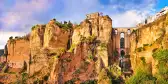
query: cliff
72 12 112 69
7 37 30 69
130 13 168 75
1 13 117 84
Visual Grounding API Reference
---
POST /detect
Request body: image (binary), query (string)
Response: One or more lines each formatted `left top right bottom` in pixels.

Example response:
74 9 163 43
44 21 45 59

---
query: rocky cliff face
2 13 115 83
51 13 113 83
44 20 70 49
29 24 48 76
72 13 112 70
130 13 168 75
7 38 30 69
29 20 70 83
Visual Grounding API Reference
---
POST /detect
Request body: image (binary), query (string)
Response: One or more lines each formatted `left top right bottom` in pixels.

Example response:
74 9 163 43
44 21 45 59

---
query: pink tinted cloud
0 0 52 32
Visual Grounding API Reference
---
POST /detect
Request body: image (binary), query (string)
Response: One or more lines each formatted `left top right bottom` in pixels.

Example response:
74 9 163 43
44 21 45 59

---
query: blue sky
0 0 167 49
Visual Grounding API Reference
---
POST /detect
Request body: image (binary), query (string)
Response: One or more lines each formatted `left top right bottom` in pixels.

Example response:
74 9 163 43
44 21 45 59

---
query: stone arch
120 50 125 57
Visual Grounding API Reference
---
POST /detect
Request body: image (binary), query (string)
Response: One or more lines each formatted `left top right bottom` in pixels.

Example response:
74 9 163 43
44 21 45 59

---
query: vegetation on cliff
152 49 168 83
55 20 73 31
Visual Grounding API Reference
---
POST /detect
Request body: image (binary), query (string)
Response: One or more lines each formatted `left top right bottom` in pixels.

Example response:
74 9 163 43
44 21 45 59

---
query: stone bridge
112 27 137 57
112 27 137 73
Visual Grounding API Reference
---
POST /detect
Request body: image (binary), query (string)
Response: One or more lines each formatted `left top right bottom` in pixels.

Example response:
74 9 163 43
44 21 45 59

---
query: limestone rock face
130 13 168 75
98 15 112 43
3 13 114 83
72 14 112 45
72 13 112 72
61 43 97 83
7 39 30 69
44 20 70 49
30 25 45 56
29 25 49 76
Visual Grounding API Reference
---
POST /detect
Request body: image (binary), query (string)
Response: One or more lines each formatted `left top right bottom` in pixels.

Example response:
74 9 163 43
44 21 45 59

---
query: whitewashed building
144 6 168 24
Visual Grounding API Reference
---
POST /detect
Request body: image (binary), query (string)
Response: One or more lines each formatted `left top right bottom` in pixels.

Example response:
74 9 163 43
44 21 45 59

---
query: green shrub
98 69 112 84
113 50 118 57
31 25 36 30
143 44 149 47
21 72 28 83
10 39 16 44
132 29 137 33
87 35 96 43
15 36 19 39
80 61 89 71
2 64 8 73
108 64 121 78
126 68 156 84
88 54 94 60
100 43 107 51
65 80 74 84
156 78 168 84
65 78 80 84
8 72 16 74
68 21 73 28
58 48 66 55
73 69 80 75
68 44 77 52
136 47 144 52
152 49 168 61
53 55 60 60
55 20 73 31
153 49 168 81
100 43 107 48
9 36 13 40
157 61 168 75
55 21 63 28
140 57 146 64
33 78 43 84
43 74 49 81
152 48 158 53
65 58 72 62
80 80 97 84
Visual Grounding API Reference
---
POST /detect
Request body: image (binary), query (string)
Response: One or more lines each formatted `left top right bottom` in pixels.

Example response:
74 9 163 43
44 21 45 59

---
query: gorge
0 11 168 84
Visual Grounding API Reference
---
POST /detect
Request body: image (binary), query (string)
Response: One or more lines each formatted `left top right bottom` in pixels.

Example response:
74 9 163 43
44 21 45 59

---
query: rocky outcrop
29 24 48 76
44 19 70 49
72 13 112 73
3 12 114 83
48 13 113 83
7 38 30 69
72 13 112 71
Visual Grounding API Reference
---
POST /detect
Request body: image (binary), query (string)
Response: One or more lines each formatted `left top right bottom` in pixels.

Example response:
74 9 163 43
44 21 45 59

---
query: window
115 29 118 34
128 29 131 34
120 33 125 48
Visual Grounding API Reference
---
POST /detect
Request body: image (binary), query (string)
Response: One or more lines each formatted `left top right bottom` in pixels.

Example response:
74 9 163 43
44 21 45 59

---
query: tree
9 36 13 40
68 21 73 28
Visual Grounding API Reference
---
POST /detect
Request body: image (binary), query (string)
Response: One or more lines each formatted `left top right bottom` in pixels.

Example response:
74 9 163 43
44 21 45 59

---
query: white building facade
145 6 168 24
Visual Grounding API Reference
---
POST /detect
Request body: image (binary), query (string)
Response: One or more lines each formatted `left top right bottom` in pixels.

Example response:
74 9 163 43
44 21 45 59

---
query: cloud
0 0 53 32
0 0 158 49
0 0 157 30
0 31 26 49
55 0 156 27
110 9 155 27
